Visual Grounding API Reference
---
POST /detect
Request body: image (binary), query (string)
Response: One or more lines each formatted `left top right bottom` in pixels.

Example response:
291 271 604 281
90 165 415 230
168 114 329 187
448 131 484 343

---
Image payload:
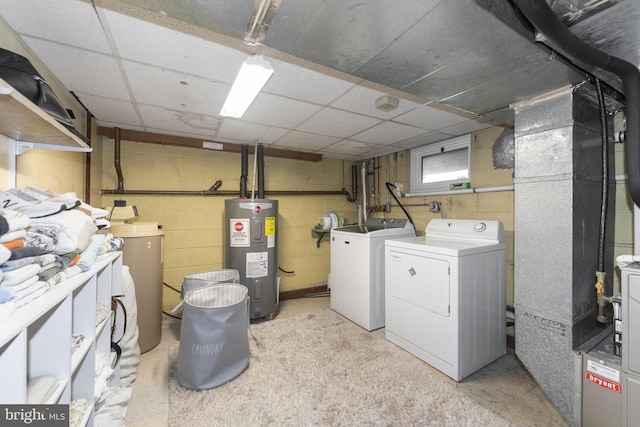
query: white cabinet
0 252 122 426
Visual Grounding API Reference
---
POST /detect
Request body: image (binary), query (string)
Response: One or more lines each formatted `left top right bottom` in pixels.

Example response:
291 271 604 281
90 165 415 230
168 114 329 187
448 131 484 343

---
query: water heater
224 198 278 319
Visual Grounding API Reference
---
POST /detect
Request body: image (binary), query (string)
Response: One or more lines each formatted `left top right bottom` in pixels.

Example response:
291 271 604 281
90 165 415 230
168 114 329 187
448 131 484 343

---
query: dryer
329 217 415 331
385 219 506 381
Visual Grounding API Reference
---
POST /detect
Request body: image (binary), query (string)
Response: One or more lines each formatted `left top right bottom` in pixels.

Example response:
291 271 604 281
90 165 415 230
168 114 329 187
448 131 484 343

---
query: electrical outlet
114 200 126 207
382 203 391 212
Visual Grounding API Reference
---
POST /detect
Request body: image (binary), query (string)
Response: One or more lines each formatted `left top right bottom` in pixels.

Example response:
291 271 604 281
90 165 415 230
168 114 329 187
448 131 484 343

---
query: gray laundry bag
180 269 240 298
176 283 250 390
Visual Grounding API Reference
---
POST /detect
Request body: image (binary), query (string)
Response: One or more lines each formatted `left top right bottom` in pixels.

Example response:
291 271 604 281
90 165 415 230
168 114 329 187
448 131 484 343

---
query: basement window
409 134 470 195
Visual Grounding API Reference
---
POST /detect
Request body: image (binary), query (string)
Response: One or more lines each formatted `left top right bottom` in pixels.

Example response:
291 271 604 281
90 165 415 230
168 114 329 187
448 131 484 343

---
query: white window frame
409 134 470 195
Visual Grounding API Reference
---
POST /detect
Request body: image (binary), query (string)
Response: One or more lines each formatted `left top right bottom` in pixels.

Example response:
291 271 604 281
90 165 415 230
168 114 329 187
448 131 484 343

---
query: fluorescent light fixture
220 55 274 118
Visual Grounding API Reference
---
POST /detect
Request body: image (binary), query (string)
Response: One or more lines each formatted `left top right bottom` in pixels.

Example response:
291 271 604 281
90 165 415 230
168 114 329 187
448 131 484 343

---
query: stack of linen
0 187 123 322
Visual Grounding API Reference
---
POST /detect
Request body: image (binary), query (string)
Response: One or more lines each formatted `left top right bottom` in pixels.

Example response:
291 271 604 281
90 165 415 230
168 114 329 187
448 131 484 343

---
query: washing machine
385 219 506 381
329 217 415 331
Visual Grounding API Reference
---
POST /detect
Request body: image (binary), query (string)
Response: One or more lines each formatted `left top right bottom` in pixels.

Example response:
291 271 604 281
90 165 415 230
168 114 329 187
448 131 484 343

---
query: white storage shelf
0 77 89 151
0 252 122 425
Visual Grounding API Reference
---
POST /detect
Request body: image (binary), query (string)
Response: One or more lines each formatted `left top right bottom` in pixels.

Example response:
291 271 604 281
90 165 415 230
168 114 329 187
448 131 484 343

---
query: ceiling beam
97 126 323 162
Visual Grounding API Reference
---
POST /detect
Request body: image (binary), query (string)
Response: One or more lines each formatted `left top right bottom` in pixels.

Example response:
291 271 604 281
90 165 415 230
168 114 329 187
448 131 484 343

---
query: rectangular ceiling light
220 55 274 118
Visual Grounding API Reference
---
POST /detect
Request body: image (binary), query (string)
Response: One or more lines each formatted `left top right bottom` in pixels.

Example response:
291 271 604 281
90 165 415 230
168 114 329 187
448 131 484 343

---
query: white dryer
385 219 506 381
330 217 415 331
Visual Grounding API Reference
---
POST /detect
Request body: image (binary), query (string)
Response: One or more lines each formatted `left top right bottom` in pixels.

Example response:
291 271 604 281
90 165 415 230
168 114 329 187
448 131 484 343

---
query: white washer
385 219 506 381
329 218 415 331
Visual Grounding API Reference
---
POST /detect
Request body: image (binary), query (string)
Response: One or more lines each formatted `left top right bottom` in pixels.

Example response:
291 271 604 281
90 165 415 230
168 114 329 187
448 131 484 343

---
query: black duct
240 144 248 198
511 0 640 207
257 143 265 199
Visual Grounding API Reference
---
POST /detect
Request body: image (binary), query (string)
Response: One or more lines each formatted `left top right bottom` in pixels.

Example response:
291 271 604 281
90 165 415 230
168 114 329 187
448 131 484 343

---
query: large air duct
511 0 640 207
512 85 616 424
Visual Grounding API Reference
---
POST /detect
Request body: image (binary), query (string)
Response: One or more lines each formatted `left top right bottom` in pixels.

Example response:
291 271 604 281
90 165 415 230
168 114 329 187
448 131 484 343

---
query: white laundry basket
176 283 250 390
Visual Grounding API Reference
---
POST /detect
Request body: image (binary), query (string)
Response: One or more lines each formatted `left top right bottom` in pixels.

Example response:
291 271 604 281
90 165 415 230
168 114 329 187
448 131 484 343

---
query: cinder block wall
391 127 516 304
99 137 358 311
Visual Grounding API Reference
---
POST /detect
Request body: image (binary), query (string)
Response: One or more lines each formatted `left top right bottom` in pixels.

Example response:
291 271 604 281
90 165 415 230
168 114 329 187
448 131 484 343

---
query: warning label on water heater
246 251 268 278
265 216 275 248
230 219 250 247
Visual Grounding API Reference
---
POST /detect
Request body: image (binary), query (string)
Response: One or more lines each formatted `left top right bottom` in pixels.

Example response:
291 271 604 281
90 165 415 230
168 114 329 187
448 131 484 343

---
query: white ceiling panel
137 104 220 137
351 121 428 145
264 59 355 105
242 93 322 128
272 131 341 151
391 131 457 149
76 94 139 127
254 127 290 145
392 103 471 131
297 108 381 138
330 85 421 119
21 37 129 100
217 119 269 141
102 8 246 84
322 139 385 156
1 0 111 53
440 119 492 135
122 61 228 115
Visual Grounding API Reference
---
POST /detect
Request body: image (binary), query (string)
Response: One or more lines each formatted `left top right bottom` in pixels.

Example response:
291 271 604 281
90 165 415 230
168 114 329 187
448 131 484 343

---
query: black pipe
512 0 640 207
258 143 265 199
101 189 351 196
240 144 248 198
114 127 124 192
345 164 358 202
595 78 609 273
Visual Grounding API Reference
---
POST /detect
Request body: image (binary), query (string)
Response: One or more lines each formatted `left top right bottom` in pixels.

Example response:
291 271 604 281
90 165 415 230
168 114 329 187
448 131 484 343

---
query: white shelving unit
0 252 123 426
0 77 90 152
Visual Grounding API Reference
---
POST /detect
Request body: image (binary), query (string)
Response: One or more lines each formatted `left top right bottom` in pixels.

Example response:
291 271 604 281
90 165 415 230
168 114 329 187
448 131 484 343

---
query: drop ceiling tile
73 93 139 127
123 61 227 114
392 103 470 131
363 145 404 159
390 131 456 150
20 37 129 100
321 139 384 156
257 127 290 144
272 131 341 151
102 8 245 83
351 121 427 145
331 85 421 119
137 104 220 138
264 59 354 105
0 0 111 53
242 93 322 129
217 119 269 141
297 108 381 137
439 119 492 135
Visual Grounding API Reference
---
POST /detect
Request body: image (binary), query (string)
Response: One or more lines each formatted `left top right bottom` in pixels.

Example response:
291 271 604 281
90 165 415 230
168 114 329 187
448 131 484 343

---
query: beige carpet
168 309 514 426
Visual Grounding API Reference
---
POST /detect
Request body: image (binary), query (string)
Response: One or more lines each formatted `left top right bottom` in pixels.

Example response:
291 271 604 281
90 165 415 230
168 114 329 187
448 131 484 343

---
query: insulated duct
512 0 640 207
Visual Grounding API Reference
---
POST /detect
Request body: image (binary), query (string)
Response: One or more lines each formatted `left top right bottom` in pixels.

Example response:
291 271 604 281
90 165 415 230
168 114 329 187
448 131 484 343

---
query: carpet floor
168 309 514 426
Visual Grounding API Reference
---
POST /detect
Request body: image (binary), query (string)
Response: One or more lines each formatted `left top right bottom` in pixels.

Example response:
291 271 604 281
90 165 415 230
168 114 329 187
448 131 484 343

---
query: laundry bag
176 283 250 390
181 269 240 297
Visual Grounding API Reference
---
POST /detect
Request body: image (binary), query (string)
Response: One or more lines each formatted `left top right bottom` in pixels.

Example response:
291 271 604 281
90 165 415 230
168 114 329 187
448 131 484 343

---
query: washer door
387 250 450 317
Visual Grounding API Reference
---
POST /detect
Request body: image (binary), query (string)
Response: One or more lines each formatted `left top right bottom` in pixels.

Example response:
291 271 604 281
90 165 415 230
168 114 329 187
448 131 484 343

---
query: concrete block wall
98 137 357 310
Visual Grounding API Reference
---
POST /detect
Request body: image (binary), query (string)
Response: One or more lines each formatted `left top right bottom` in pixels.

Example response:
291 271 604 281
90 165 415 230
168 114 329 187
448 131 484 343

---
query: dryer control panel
425 219 504 244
